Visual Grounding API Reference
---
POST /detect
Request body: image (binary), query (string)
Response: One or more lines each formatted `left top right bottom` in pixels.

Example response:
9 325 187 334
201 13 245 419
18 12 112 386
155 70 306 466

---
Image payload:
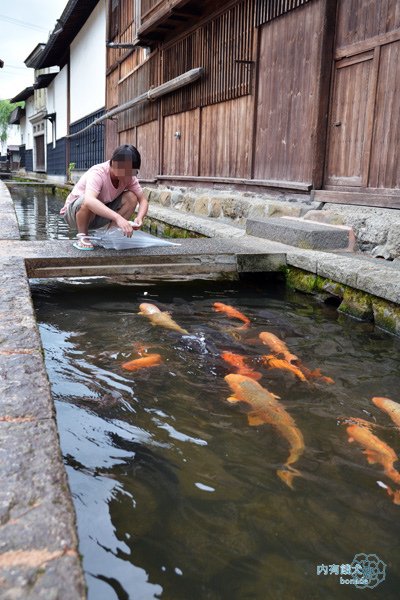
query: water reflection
31 279 400 600
9 185 72 240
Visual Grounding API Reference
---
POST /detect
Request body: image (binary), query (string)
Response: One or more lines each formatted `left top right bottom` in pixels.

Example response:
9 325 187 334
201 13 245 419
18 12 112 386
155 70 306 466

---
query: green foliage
0 99 24 143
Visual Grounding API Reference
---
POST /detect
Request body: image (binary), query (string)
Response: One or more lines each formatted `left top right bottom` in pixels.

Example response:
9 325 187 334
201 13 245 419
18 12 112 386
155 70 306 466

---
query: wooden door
325 50 378 187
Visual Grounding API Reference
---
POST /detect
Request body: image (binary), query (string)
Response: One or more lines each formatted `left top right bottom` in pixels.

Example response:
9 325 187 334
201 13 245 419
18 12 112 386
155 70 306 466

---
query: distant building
11 0 106 182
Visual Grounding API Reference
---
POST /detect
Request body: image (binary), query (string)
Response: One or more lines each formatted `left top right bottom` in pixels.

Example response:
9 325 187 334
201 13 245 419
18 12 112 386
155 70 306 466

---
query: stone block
302 210 345 225
222 198 249 220
158 191 171 207
0 353 53 420
209 198 222 218
246 217 355 251
193 196 210 216
316 255 359 288
236 252 286 272
265 203 303 218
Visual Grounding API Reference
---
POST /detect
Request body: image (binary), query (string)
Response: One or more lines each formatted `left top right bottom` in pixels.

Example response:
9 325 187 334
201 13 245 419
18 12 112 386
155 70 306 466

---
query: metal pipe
66 67 204 140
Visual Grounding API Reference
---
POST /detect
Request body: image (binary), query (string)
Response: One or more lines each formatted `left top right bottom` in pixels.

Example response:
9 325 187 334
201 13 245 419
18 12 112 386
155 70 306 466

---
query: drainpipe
66 54 71 179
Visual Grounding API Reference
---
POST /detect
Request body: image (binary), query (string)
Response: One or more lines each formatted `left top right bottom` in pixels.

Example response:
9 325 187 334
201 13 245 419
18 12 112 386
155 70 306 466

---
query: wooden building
106 0 400 208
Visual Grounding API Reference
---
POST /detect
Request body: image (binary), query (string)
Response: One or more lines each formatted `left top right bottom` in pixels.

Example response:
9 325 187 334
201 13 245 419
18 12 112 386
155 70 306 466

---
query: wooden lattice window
162 0 255 116
255 0 312 27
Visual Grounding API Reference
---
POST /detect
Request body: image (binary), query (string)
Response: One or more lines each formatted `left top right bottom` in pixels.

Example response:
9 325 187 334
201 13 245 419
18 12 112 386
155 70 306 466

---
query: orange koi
213 302 250 328
139 303 188 334
347 424 400 486
122 353 163 371
298 364 335 385
258 332 298 364
224 374 304 488
372 397 400 429
262 354 307 382
221 351 262 381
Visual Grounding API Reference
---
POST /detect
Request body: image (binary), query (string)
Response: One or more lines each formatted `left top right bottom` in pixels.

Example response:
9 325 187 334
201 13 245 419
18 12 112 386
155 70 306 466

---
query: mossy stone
338 288 374 321
372 298 400 335
286 267 317 293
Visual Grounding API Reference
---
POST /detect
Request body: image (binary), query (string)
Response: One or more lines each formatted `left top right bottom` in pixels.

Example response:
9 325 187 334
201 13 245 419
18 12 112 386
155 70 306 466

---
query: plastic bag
89 225 181 250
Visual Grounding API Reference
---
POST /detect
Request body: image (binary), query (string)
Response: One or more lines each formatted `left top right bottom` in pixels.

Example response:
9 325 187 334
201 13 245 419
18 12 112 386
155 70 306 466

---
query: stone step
246 216 355 251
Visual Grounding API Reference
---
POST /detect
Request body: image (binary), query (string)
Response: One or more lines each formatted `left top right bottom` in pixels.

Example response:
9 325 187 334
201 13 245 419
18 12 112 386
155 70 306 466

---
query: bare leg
75 203 95 235
75 191 138 235
116 191 139 220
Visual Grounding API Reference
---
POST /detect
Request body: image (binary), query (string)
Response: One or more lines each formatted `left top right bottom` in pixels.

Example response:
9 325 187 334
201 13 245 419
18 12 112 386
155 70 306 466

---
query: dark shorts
63 194 124 230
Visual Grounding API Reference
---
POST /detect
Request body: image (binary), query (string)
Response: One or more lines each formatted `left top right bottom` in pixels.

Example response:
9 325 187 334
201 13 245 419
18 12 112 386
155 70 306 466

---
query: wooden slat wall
163 109 200 175
199 96 252 178
369 40 400 189
254 0 325 183
162 0 254 116
137 120 159 179
141 0 163 21
106 67 119 109
255 0 312 27
118 52 160 131
335 0 400 49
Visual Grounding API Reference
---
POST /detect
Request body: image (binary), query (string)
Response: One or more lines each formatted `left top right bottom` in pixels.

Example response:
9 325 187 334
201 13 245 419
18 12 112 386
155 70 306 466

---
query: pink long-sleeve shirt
60 161 143 215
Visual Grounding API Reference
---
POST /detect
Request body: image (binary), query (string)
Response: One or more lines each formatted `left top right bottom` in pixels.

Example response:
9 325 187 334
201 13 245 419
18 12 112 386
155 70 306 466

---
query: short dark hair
110 144 141 169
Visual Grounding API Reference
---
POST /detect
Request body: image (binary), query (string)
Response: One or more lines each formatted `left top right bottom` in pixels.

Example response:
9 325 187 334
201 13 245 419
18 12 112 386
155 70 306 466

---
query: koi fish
213 302 250 328
221 351 262 381
372 397 400 429
224 374 304 488
138 303 188 334
261 354 307 382
298 363 335 385
122 353 163 371
258 332 298 364
347 424 400 486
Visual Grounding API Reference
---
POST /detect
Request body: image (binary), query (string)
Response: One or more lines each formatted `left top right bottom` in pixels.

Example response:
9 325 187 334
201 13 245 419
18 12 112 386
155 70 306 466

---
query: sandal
72 234 95 251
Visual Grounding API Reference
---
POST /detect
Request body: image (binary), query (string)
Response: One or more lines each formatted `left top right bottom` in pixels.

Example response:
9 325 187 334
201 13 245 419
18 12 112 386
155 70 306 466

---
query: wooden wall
254 0 326 184
325 0 400 193
369 40 400 189
199 96 253 178
335 0 400 49
163 109 200 176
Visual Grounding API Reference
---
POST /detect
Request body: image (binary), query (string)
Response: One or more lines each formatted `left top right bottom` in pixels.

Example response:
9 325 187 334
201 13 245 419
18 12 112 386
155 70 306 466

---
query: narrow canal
12 185 400 599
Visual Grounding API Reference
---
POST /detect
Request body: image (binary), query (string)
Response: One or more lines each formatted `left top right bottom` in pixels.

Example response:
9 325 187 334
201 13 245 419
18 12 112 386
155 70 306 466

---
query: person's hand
132 217 143 230
115 214 134 237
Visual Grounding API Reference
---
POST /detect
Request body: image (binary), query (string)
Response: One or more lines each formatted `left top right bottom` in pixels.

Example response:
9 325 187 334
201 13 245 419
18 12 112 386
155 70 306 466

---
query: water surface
31 278 400 600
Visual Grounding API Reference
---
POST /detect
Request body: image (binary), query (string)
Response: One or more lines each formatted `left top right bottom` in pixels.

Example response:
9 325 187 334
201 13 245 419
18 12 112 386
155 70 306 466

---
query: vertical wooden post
311 0 338 190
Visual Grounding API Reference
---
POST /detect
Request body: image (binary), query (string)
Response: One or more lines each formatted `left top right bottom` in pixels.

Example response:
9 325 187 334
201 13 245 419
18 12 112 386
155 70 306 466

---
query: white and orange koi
372 397 400 429
138 303 188 335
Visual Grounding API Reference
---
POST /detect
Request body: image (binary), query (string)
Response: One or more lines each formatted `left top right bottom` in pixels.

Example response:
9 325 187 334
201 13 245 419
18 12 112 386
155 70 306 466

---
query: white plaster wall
70 0 106 123
47 65 68 140
24 96 35 150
